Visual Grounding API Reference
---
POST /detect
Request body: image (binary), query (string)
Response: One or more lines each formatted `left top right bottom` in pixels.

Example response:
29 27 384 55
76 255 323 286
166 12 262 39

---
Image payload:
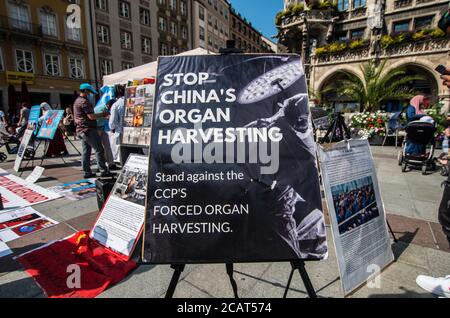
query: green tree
338 60 423 112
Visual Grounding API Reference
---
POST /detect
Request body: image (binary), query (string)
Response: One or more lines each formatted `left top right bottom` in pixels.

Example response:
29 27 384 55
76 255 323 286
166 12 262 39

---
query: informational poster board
37 110 64 140
0 168 61 210
318 139 394 295
28 105 41 134
13 128 33 172
143 54 328 264
121 80 155 147
0 207 58 242
91 154 148 259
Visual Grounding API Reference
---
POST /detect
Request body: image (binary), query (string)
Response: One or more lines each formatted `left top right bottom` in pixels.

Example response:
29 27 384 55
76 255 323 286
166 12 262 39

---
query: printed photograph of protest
113 162 148 206
48 179 97 201
331 176 380 235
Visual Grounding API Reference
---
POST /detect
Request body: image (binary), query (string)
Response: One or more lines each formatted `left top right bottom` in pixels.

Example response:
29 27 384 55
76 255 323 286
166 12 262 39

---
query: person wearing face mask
73 83 112 178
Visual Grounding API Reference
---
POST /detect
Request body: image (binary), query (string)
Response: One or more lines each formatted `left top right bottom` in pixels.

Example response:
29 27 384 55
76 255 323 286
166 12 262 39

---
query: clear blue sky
229 0 283 42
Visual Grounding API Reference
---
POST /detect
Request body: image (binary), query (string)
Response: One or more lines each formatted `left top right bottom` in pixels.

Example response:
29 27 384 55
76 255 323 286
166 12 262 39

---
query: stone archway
381 59 441 112
313 65 364 111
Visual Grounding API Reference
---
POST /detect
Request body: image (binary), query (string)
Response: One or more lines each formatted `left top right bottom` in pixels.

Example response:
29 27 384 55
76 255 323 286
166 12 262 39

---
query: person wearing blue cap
74 83 112 178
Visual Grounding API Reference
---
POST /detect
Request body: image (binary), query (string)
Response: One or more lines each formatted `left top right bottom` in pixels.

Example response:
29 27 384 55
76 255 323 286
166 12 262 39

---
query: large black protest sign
143 54 328 264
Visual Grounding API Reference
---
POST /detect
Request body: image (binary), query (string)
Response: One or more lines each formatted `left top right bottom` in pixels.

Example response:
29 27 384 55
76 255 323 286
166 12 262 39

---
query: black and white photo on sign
113 161 148 206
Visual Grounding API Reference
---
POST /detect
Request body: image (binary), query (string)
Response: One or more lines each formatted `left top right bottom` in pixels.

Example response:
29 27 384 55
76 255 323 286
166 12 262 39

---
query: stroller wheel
24 148 35 160
441 166 449 177
422 165 427 175
397 151 403 166
402 162 408 172
0 152 6 163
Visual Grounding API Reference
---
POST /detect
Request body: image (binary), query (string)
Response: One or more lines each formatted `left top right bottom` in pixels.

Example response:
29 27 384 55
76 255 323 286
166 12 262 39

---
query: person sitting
405 95 430 155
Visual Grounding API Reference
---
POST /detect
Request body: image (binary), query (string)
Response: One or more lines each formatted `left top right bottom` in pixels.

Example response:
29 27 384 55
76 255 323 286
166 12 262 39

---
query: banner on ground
122 79 155 147
37 110 64 140
318 139 394 295
143 54 328 264
48 179 97 201
25 166 45 184
91 154 148 259
0 168 61 210
0 241 11 258
0 207 57 242
17 231 137 298
13 128 34 172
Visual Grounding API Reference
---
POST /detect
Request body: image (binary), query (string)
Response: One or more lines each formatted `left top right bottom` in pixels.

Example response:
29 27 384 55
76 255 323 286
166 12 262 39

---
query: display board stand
18 128 81 176
139 43 321 299
165 263 239 298
318 114 398 243
283 261 317 298
320 112 351 144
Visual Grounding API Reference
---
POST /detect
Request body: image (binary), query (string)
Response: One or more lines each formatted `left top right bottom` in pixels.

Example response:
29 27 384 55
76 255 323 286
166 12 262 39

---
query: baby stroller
398 120 436 175
0 129 35 163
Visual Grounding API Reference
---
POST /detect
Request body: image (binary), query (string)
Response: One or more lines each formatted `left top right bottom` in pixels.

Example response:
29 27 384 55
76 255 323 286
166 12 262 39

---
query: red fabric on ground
17 231 137 298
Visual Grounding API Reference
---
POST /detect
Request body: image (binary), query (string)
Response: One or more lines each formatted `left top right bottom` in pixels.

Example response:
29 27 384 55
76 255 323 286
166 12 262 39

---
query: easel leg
165 264 185 299
61 128 81 155
387 220 398 243
284 261 317 298
226 263 239 298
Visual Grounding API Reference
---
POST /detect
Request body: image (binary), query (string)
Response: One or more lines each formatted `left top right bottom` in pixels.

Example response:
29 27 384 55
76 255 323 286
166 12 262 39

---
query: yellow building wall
0 0 92 109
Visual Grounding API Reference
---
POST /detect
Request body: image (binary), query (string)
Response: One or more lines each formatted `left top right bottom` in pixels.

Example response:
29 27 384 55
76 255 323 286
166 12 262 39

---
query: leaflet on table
90 154 148 259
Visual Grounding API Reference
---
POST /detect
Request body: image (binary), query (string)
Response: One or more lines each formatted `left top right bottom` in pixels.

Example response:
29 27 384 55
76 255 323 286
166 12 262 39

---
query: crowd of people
333 183 376 225
0 82 126 178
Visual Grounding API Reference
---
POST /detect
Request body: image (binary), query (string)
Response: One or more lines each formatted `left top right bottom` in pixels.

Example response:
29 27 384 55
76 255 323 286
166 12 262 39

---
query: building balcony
350 7 367 19
416 0 435 5
382 37 450 57
0 15 42 38
394 0 413 9
315 46 371 64
314 37 450 65
279 9 335 28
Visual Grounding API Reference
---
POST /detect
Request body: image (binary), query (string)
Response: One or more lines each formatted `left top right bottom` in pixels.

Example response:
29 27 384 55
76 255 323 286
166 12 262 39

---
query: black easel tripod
319 112 351 144
163 263 239 299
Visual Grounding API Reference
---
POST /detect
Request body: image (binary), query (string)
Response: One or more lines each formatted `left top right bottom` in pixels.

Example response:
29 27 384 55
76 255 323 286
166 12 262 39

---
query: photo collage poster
122 79 156 147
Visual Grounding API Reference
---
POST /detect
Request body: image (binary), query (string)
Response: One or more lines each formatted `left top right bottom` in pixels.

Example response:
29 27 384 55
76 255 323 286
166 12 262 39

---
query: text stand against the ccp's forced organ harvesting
319 139 394 295
143 54 328 267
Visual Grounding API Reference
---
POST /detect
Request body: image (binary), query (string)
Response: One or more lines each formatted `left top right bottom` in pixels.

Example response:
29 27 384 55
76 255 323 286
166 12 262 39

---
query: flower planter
369 135 384 146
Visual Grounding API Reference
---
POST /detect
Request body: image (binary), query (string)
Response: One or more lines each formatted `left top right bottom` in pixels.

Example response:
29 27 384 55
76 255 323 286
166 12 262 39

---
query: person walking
73 83 112 178
63 107 76 140
109 84 125 164
16 102 30 136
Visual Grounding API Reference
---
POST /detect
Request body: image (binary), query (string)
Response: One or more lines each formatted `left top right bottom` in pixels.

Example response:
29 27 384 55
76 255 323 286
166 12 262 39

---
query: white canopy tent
102 48 213 86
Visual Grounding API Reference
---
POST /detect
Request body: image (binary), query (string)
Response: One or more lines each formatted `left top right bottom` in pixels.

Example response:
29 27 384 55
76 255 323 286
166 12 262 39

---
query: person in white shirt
109 85 125 163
